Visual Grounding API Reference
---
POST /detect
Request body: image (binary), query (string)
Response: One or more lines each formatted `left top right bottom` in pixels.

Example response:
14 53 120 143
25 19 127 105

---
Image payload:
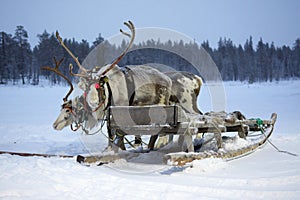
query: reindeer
151 71 203 149
45 21 204 152
77 23 204 150
42 58 97 133
69 22 173 149
166 71 203 115
43 21 172 150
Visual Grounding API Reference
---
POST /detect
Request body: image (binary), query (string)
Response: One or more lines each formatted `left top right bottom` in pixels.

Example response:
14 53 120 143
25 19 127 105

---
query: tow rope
251 118 298 157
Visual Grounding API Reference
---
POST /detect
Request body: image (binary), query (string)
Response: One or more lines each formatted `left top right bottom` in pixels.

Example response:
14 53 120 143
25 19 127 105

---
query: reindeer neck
101 65 129 106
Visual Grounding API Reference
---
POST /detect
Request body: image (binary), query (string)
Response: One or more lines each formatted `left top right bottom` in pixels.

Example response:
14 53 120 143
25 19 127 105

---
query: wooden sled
164 113 277 166
76 105 277 166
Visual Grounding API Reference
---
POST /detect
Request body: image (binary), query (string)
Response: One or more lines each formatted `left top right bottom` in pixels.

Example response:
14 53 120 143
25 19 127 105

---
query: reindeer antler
100 20 135 76
41 57 74 102
56 31 90 77
68 63 89 78
54 21 135 78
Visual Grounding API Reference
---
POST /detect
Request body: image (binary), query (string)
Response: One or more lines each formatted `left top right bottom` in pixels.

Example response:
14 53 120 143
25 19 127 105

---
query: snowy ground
0 81 300 199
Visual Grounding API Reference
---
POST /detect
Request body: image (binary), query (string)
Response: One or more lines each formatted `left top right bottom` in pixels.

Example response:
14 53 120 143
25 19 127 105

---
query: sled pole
0 151 74 158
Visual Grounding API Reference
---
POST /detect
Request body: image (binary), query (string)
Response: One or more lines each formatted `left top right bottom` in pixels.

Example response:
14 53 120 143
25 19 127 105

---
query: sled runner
76 105 277 166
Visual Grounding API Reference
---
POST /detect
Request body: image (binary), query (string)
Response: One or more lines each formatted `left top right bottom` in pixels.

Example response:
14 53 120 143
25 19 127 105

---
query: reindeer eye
66 109 70 113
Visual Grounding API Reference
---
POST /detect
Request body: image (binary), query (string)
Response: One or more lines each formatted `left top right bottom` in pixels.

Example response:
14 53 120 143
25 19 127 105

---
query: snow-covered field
0 81 300 199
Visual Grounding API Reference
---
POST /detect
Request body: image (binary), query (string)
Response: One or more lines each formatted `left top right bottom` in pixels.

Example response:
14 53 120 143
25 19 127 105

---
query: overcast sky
1 0 299 49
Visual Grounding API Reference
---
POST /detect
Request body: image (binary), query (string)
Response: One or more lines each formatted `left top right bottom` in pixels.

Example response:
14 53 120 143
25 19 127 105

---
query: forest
0 25 299 85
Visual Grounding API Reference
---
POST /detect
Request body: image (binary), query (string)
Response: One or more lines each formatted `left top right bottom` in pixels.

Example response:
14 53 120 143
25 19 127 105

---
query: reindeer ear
78 77 87 91
62 100 72 108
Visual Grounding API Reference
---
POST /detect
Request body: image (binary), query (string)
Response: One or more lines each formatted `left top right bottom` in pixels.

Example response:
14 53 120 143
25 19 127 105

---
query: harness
93 76 113 112
61 76 112 134
62 97 90 132
122 66 135 106
67 71 130 135
87 69 134 113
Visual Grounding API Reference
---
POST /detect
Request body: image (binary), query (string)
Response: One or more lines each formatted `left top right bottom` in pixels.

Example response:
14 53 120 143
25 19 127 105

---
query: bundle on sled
77 105 277 166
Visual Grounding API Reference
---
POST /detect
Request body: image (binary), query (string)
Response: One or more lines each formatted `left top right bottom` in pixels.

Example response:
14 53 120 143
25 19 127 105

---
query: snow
1 81 300 199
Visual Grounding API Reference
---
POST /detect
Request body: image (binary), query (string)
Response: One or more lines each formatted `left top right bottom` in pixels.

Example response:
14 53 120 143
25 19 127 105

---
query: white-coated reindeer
74 22 204 150
42 58 97 133
68 21 173 149
43 22 173 150
45 21 204 151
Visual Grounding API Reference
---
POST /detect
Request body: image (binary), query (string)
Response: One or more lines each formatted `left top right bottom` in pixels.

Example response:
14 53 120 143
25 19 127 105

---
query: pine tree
92 33 104 49
256 38 267 81
0 32 9 84
34 30 64 84
237 45 246 81
292 39 300 78
244 36 255 83
13 26 32 84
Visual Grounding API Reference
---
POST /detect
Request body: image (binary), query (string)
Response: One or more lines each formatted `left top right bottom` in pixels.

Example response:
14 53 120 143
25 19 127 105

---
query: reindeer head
84 21 135 114
42 57 75 130
48 21 135 125
53 99 74 130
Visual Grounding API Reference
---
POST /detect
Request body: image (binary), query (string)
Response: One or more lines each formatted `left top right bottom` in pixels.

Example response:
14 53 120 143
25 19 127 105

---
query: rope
261 127 298 157
115 132 149 150
82 109 107 136
253 118 298 157
122 135 138 149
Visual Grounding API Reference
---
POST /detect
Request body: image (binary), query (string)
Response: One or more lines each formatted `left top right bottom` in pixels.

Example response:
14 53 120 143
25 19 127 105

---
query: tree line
0 25 299 85
203 37 300 83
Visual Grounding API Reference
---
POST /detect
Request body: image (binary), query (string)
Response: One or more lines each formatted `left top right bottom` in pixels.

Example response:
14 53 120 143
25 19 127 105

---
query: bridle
59 100 81 131
92 76 112 112
65 96 94 132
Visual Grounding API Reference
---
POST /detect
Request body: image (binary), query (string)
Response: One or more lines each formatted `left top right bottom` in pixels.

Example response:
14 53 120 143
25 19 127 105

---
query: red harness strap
93 82 107 112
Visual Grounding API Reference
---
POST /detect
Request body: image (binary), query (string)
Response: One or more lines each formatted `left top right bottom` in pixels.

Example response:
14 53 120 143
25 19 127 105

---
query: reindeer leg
168 134 173 143
134 135 142 145
108 128 114 148
108 128 125 151
184 134 194 152
215 132 222 149
114 135 126 150
148 135 158 150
